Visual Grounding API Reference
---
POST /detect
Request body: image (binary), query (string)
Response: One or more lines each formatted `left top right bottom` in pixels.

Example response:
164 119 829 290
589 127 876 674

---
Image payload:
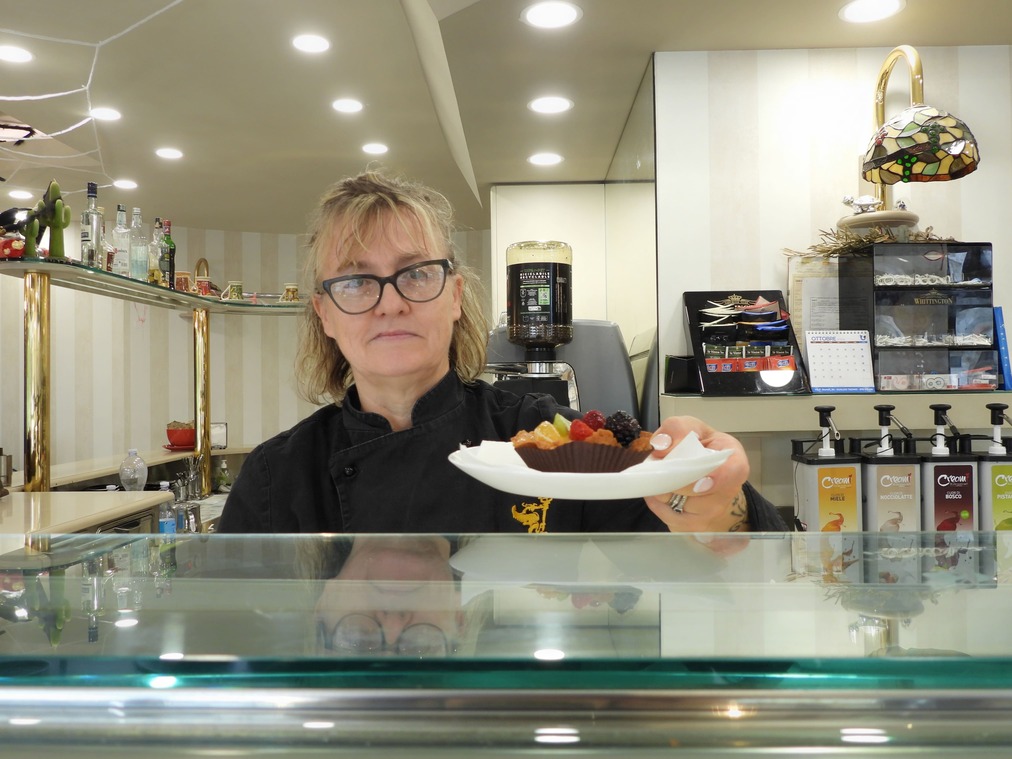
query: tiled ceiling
2 0 1010 235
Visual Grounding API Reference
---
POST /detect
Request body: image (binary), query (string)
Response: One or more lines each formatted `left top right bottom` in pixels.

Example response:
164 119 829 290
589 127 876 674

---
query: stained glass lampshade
862 103 979 185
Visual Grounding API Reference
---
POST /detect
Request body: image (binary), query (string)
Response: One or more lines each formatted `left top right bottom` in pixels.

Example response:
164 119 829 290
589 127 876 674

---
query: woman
218 171 786 534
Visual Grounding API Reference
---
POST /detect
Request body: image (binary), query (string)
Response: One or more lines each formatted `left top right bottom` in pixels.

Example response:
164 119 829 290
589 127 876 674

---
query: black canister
506 240 573 351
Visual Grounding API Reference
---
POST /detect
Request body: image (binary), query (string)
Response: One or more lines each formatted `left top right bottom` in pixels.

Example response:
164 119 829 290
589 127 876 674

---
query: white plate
448 431 732 500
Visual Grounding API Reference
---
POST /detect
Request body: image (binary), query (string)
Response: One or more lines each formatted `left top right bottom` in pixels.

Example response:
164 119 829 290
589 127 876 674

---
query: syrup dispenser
792 405 863 584
852 404 921 533
978 402 1012 531
920 403 978 532
850 405 922 587
791 405 863 532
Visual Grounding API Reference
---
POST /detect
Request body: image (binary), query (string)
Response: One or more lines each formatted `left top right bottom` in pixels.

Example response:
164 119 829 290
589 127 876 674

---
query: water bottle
118 449 147 491
158 482 177 534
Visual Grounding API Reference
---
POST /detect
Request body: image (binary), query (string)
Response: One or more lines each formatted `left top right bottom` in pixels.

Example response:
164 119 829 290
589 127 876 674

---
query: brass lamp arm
874 45 925 128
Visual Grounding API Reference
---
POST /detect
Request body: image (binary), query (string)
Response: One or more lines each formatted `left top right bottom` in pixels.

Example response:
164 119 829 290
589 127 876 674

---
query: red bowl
166 426 195 448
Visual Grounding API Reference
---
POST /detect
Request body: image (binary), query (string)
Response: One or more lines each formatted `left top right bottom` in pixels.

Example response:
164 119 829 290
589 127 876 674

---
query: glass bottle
98 208 116 272
128 208 148 281
80 182 102 269
148 217 164 285
111 204 131 276
160 219 177 289
118 448 147 491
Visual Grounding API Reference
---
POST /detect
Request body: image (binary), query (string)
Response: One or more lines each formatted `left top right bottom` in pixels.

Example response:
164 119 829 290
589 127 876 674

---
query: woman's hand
643 415 751 533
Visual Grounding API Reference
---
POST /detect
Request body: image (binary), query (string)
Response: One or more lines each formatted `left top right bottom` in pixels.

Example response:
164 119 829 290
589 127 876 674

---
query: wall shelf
660 391 1012 434
0 258 305 315
0 257 296 495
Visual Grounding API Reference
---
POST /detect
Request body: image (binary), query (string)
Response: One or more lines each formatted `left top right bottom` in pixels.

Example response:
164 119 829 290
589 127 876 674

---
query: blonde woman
219 171 785 534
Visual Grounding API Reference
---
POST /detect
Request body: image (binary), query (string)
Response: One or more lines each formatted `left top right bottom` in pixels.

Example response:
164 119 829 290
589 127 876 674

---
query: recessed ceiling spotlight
528 152 563 166
8 190 33 200
528 96 574 114
839 0 905 23
332 98 363 113
156 147 183 159
89 107 122 121
362 143 388 155
0 45 32 63
113 179 137 190
521 2 582 28
292 34 330 53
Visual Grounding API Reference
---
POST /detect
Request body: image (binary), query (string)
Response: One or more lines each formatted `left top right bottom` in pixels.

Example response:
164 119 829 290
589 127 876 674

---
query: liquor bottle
111 204 131 276
148 217 164 285
128 208 148 281
98 207 116 271
160 219 177 289
80 182 103 269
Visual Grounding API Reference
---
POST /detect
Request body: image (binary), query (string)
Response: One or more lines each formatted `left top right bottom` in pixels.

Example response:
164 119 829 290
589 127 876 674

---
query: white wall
490 182 657 349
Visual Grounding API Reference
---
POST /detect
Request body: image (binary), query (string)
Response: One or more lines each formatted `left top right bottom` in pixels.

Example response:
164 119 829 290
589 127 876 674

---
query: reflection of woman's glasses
319 259 453 314
319 614 451 657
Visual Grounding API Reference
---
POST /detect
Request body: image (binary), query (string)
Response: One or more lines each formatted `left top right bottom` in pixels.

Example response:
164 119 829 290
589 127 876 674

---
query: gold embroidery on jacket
512 497 552 533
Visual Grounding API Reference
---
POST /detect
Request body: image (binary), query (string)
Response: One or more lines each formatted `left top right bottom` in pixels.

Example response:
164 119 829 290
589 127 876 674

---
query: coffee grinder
493 240 574 406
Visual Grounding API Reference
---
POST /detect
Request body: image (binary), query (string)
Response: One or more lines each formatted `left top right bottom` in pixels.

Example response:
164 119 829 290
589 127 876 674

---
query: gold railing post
24 271 51 492
193 307 212 496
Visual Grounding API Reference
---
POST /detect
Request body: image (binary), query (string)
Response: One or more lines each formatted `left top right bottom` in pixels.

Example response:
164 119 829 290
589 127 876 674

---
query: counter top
0 490 172 550
7 446 253 492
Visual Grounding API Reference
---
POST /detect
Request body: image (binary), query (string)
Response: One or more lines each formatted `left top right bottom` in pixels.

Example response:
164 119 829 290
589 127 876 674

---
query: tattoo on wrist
727 491 749 532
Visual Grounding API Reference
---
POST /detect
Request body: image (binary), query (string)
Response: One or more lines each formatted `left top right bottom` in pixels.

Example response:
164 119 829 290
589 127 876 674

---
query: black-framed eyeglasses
318 614 452 658
319 259 453 314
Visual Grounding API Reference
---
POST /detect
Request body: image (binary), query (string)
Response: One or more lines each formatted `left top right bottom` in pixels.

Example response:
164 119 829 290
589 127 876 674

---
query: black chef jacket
217 372 786 534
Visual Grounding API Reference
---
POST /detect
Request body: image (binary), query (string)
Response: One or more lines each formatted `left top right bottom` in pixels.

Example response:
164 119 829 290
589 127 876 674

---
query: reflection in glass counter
0 532 1009 674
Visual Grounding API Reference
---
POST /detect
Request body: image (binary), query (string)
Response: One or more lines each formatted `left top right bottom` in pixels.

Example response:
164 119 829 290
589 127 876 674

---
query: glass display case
839 242 998 392
1 529 1012 756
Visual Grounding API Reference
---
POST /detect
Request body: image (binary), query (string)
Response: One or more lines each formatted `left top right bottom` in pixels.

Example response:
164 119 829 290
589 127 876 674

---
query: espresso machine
485 240 640 416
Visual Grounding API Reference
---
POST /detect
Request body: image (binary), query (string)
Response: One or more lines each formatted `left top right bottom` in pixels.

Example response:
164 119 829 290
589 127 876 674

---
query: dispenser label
507 262 572 328
817 466 860 531
869 464 919 532
929 464 975 530
986 463 1012 530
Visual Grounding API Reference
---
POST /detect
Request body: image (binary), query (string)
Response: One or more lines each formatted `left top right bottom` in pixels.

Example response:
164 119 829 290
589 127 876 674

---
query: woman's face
314 537 462 656
312 213 463 395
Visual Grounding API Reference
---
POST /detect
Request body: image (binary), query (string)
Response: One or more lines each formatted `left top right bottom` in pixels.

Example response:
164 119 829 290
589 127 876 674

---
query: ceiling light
292 34 330 53
362 142 388 155
156 147 183 159
521 2 582 28
8 190 33 200
0 45 32 63
113 179 137 189
528 152 563 166
89 107 121 121
528 96 573 114
332 98 363 113
839 0 905 23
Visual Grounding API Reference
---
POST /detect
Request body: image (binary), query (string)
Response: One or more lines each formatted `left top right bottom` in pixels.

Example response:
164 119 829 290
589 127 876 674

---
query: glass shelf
0 257 304 315
1 531 1011 753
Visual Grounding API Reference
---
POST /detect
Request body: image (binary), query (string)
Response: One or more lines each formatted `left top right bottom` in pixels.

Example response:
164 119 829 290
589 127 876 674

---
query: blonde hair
296 171 490 405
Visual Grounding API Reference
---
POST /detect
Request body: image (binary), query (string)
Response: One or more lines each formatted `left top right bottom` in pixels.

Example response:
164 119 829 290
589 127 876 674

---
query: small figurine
0 180 71 258
842 194 883 214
